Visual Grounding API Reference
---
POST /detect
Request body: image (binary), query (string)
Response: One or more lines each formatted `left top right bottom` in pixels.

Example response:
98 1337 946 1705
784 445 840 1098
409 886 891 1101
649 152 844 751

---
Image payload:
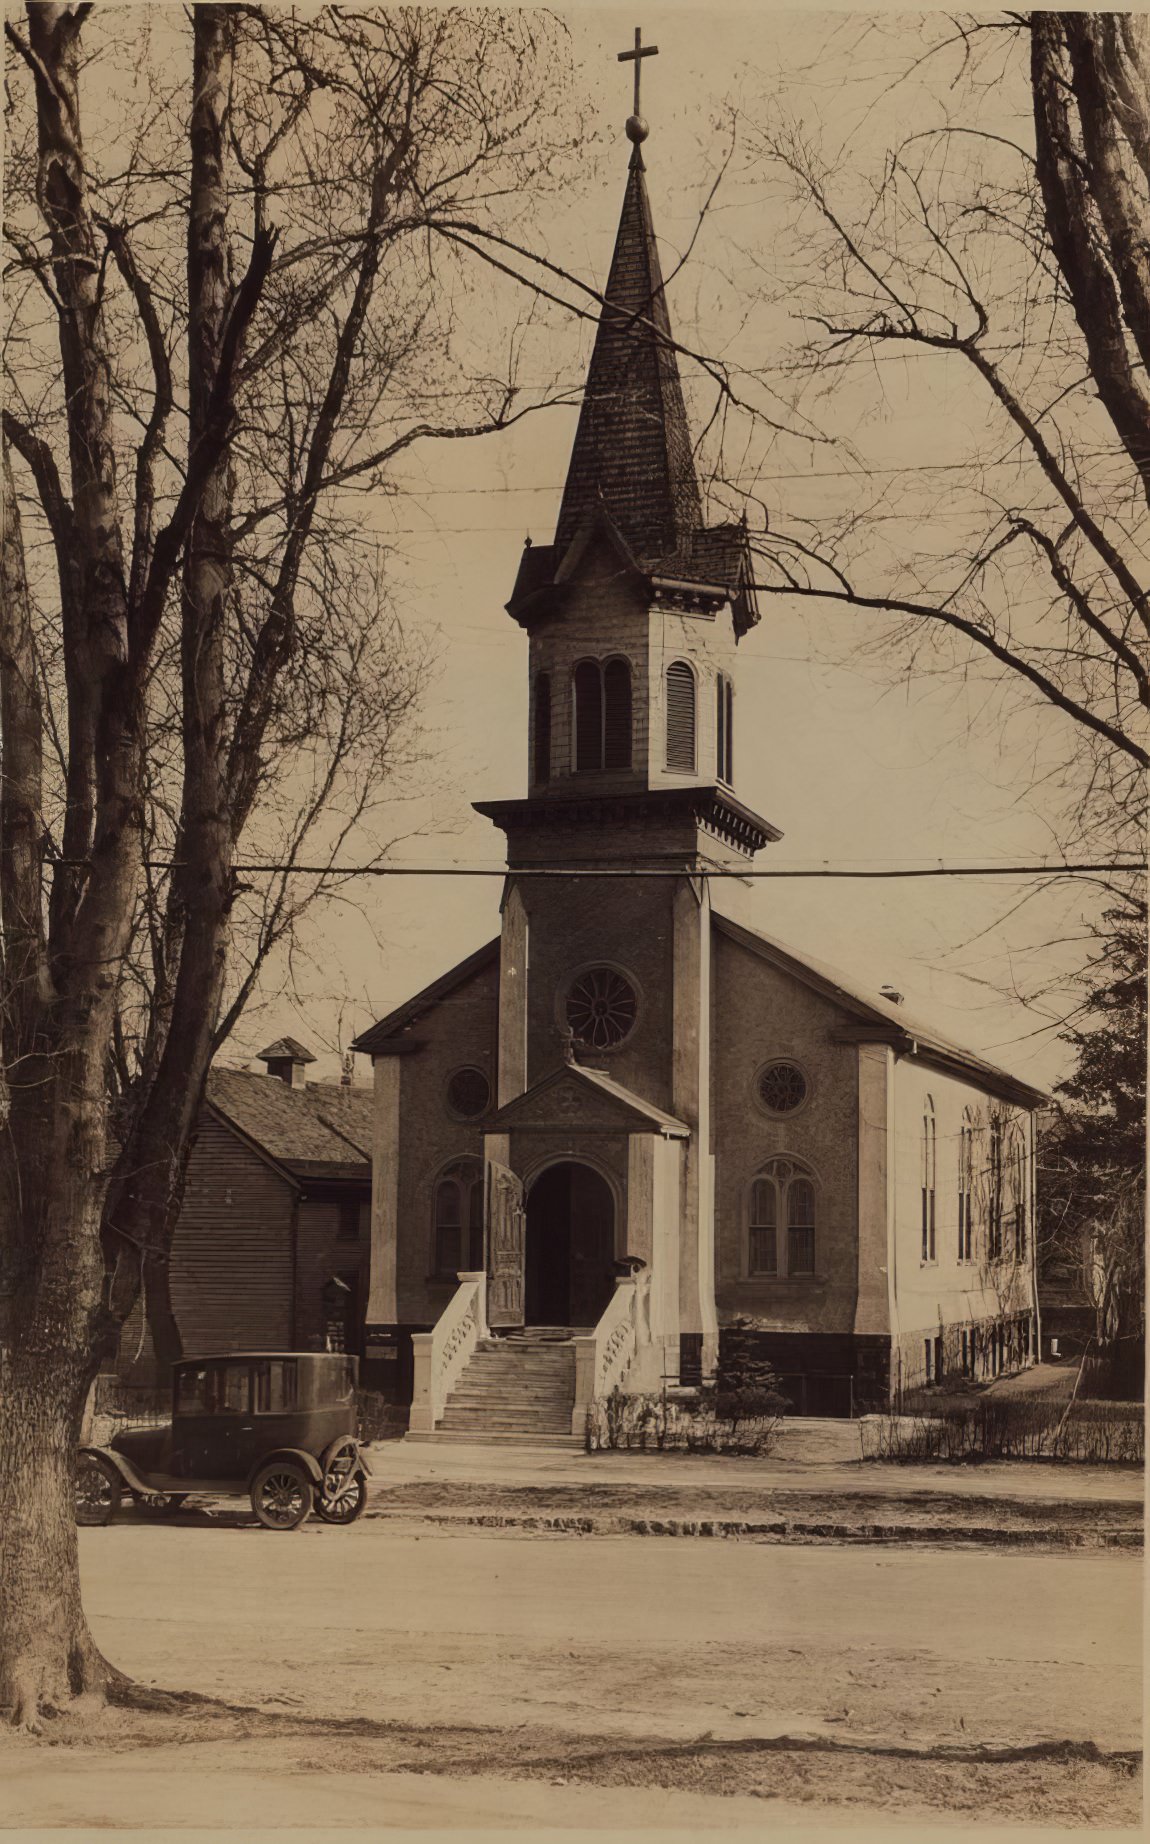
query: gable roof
713 911 1048 1110
490 1061 690 1136
350 936 500 1055
206 1067 373 1182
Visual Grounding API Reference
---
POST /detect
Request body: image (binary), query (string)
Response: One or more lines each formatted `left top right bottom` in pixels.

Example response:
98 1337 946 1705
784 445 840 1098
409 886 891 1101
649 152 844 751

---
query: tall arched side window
715 673 734 783
533 672 552 784
988 1115 1004 1260
573 659 603 772
1007 1124 1027 1258
665 660 696 772
921 1096 936 1262
748 1176 777 1275
958 1110 974 1262
602 657 632 771
747 1158 817 1278
433 1160 484 1278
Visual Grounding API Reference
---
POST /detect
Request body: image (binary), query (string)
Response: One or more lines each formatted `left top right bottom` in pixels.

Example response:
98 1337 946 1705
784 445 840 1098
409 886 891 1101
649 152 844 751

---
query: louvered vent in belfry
602 658 632 771
573 660 603 771
665 660 696 772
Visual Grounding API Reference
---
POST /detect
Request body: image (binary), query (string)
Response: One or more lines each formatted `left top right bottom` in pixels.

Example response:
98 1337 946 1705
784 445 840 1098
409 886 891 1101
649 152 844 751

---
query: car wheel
316 1470 367 1525
250 1461 314 1531
75 1454 122 1527
136 1492 188 1517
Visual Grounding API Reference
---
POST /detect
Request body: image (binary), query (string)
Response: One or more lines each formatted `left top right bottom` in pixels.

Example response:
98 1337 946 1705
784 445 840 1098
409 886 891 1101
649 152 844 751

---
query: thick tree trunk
0 1044 123 1727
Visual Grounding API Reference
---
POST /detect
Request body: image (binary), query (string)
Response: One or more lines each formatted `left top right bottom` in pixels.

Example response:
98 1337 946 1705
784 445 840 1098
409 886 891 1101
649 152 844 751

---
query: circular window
756 1060 808 1115
566 965 638 1051
446 1067 491 1119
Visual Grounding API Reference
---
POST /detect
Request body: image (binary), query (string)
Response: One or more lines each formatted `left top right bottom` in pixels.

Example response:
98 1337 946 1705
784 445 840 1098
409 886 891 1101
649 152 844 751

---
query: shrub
860 1396 1143 1465
585 1385 784 1457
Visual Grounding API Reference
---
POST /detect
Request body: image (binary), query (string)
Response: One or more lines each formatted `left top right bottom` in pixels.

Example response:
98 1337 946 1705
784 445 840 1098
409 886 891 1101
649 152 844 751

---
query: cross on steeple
618 26 658 138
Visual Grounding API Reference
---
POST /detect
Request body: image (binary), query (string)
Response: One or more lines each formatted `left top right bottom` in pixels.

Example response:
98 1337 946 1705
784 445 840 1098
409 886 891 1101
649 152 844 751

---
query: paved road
76 1517 1139 1746
0 1520 1136 1830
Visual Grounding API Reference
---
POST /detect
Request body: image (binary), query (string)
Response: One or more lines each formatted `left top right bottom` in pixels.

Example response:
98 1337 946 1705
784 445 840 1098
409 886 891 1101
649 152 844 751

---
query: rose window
757 1061 808 1114
565 966 638 1051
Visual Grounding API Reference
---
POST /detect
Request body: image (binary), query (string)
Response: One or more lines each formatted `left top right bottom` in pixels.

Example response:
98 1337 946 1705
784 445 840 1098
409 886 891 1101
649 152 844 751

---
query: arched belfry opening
524 1162 616 1329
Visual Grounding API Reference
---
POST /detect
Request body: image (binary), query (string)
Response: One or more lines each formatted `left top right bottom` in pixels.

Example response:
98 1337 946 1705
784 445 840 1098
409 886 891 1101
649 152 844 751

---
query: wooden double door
523 1161 616 1329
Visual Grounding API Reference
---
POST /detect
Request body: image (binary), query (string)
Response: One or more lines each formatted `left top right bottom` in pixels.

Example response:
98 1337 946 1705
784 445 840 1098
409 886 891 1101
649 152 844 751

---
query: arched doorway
524 1162 616 1329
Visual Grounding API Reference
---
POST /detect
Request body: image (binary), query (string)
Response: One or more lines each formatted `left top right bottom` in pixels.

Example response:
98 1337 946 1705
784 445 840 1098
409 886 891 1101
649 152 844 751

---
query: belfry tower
474 41 781 1377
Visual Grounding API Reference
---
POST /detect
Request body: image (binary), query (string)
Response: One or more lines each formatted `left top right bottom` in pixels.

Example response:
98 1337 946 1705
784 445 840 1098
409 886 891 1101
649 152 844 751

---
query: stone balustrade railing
408 1270 487 1434
570 1271 651 1436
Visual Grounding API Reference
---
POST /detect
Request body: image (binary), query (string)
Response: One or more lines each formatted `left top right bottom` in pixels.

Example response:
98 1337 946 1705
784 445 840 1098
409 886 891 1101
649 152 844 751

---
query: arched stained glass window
921 1096 936 1263
665 660 696 772
958 1110 974 1262
747 1159 817 1279
748 1177 777 1275
433 1160 484 1278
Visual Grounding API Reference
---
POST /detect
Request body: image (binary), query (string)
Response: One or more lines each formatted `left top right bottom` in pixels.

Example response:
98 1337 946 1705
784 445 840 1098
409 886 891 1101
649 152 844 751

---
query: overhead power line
44 858 1148 880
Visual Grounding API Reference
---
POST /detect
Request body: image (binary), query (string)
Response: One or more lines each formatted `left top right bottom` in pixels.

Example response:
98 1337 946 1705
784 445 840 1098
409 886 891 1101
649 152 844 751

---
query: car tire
75 1454 122 1527
250 1460 314 1531
315 1470 368 1525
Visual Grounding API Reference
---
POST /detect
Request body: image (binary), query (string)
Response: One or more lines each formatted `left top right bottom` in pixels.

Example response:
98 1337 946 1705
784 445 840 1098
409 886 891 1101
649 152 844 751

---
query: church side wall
393 956 501 1327
711 931 860 1347
890 1060 1037 1394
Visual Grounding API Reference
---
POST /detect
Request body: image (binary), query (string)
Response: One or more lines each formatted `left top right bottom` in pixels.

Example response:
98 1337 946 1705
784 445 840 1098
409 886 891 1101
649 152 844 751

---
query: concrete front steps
410 1330 583 1445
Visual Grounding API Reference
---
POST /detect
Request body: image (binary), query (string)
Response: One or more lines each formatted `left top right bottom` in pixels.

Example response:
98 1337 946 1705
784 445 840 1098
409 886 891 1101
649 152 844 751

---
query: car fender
247 1447 324 1490
320 1434 371 1478
78 1445 154 1498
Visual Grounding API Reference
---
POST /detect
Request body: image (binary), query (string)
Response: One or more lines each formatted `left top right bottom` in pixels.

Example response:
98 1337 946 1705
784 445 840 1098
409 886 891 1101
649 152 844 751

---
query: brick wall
394 953 500 1325
711 926 861 1335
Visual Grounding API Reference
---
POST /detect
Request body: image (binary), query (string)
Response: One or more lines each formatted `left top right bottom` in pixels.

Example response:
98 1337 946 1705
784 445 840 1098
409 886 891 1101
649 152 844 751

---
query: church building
352 87 1044 1434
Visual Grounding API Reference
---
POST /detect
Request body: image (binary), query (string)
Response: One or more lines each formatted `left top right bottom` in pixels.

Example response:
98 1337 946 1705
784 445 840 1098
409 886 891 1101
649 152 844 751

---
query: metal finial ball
625 114 649 144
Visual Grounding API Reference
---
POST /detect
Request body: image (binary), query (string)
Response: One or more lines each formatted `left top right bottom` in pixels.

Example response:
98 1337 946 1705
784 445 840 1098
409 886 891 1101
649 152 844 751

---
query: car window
215 1366 251 1414
252 1360 298 1414
175 1367 211 1415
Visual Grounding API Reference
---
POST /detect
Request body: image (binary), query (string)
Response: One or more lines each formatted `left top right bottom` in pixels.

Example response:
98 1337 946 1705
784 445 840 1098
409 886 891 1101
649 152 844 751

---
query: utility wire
42 859 1148 879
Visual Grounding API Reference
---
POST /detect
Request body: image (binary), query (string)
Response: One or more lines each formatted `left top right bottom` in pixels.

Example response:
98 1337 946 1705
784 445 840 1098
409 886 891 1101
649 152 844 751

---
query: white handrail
571 1273 650 1436
409 1270 487 1434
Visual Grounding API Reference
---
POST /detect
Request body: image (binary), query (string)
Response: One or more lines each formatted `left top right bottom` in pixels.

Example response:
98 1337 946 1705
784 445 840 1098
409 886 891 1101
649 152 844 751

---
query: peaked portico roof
490 1061 689 1137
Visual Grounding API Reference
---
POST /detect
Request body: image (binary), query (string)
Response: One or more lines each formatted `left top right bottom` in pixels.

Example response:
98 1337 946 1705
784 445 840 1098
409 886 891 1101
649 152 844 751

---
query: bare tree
723 14 1150 832
0 1 578 1727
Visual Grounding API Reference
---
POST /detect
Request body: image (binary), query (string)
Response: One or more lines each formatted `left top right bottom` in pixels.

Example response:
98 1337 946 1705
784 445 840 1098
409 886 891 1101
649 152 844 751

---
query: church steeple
553 128 703 571
506 51 760 636
487 32 779 864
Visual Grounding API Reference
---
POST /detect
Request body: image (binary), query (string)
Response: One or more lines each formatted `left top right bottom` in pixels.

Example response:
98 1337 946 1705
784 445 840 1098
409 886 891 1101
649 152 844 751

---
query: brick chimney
257 1038 316 1088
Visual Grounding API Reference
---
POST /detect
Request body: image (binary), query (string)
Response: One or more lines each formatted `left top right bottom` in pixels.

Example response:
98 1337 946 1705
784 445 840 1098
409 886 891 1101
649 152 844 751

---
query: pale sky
86 4 1118 1094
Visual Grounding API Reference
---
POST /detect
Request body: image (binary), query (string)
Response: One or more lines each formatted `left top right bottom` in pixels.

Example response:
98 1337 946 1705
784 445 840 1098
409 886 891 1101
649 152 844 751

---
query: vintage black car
76 1352 371 1530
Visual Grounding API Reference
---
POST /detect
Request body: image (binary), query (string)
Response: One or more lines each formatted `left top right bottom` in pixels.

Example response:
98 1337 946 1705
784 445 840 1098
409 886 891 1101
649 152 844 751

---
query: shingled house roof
206 1066 373 1182
507 146 759 634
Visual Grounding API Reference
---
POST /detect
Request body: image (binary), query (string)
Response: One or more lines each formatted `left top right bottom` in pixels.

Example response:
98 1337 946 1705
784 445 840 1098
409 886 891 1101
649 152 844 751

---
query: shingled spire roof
553 143 703 571
506 119 759 636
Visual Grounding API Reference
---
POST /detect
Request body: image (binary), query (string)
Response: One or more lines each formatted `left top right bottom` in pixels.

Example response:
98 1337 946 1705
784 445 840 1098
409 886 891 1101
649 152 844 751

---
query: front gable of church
492 1068 681 1137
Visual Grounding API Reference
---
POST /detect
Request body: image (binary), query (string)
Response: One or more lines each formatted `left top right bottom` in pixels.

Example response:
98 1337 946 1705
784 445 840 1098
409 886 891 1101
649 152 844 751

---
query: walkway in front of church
365 1422 1142 1552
